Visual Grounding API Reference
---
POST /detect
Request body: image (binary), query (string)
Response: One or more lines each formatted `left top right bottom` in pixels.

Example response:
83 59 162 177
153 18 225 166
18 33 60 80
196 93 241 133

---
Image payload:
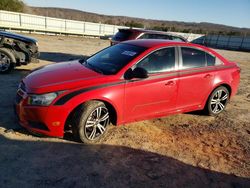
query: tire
0 48 15 73
72 100 110 144
204 86 230 116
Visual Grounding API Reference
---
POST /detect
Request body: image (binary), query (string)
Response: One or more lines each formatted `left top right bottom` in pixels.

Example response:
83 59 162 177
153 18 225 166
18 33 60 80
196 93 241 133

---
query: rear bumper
30 50 40 63
31 51 40 59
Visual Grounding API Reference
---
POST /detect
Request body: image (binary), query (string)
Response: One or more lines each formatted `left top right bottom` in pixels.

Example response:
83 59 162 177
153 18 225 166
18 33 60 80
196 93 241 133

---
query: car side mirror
124 67 148 80
133 67 148 79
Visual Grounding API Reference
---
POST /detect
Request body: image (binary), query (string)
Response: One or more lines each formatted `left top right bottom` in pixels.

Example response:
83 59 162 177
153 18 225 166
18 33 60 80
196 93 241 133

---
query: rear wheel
0 48 15 73
72 101 110 144
205 86 229 116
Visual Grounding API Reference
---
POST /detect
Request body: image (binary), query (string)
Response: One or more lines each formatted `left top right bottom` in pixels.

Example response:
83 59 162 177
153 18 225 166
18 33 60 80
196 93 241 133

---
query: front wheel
72 101 110 144
0 48 15 73
205 86 230 116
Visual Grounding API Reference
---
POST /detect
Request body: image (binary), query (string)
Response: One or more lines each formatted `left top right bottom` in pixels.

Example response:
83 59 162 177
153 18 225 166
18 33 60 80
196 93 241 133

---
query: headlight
27 92 63 106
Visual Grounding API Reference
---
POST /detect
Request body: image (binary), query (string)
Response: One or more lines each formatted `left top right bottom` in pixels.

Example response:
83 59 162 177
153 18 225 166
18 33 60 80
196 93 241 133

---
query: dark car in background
110 28 187 45
0 31 39 73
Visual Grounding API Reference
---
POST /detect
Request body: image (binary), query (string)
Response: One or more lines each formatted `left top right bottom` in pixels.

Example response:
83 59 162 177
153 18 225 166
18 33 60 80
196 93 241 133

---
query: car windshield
84 43 146 75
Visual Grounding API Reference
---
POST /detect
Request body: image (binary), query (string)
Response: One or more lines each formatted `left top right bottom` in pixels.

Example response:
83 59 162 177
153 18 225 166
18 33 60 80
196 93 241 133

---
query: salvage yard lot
0 34 249 187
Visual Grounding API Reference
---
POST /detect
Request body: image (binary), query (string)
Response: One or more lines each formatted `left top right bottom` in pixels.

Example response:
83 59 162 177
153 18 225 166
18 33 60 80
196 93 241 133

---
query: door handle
165 81 175 86
204 74 212 78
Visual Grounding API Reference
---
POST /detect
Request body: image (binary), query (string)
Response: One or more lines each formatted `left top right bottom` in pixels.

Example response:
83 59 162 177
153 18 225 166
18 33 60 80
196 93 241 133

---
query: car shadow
0 69 29 130
0 135 249 188
186 110 207 116
39 52 88 62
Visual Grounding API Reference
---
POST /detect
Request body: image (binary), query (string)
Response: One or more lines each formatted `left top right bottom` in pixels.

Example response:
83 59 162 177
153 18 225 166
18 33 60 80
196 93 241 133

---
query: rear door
176 47 216 110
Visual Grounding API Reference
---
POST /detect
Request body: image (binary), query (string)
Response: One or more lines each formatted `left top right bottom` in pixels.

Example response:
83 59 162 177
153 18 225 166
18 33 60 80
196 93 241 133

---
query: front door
124 47 179 122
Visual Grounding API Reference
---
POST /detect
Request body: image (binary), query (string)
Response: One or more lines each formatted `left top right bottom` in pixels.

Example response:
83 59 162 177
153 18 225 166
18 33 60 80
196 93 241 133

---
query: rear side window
149 34 172 40
139 34 172 40
136 47 176 73
139 33 185 42
112 30 132 41
206 53 216 66
172 36 185 42
138 33 149 39
181 47 206 69
181 47 219 69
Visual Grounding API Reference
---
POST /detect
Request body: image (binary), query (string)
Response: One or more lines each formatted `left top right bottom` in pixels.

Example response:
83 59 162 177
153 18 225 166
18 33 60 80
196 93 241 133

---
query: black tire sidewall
0 48 15 73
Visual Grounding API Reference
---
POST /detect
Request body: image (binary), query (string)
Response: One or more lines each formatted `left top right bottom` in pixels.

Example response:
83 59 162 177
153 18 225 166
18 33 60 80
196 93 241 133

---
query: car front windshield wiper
84 61 104 74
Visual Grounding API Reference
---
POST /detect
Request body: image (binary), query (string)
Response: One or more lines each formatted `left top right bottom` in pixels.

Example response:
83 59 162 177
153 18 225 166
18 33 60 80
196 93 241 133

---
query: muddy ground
0 34 249 187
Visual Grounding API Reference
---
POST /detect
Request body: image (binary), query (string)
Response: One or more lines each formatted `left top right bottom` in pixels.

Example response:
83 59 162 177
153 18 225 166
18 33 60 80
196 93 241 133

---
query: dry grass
0 34 249 187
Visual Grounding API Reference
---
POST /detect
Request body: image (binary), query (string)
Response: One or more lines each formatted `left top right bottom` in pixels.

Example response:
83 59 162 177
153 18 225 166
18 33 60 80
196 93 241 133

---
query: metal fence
1 10 250 51
169 32 250 51
0 10 128 36
191 35 250 51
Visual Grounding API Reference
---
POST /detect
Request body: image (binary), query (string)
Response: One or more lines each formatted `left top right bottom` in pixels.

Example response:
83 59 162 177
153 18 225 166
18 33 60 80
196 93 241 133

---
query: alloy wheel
84 106 109 140
210 89 228 114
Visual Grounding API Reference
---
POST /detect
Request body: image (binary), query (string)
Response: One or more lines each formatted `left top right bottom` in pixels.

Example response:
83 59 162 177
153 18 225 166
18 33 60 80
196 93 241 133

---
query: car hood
0 30 37 44
23 60 108 94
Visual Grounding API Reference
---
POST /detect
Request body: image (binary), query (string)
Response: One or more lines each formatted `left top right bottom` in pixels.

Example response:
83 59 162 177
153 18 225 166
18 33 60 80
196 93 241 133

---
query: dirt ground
0 34 249 187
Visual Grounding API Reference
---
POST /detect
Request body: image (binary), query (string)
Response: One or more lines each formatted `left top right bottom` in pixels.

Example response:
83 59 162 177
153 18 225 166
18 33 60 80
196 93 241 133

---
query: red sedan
15 40 240 143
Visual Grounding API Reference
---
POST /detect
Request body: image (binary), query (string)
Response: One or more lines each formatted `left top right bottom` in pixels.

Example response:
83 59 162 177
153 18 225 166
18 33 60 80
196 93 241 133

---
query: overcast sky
24 0 250 28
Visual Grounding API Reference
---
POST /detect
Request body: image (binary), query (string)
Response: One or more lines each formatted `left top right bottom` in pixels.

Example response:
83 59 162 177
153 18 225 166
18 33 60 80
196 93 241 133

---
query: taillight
236 63 241 73
232 62 241 73
237 67 241 73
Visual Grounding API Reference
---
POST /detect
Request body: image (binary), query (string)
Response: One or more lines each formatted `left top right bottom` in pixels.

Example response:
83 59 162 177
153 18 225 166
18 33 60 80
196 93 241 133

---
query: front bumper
31 51 40 59
14 91 68 138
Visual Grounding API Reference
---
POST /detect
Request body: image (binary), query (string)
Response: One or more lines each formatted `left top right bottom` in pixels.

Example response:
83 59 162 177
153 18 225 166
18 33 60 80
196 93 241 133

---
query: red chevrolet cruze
15 40 240 143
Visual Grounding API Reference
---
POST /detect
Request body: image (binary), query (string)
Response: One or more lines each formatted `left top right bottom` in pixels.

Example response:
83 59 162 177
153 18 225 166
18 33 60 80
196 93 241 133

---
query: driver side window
136 47 176 74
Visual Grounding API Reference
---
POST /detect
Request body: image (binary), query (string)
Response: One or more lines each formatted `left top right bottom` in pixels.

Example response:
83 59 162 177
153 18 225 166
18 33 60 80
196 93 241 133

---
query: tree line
0 0 25 12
